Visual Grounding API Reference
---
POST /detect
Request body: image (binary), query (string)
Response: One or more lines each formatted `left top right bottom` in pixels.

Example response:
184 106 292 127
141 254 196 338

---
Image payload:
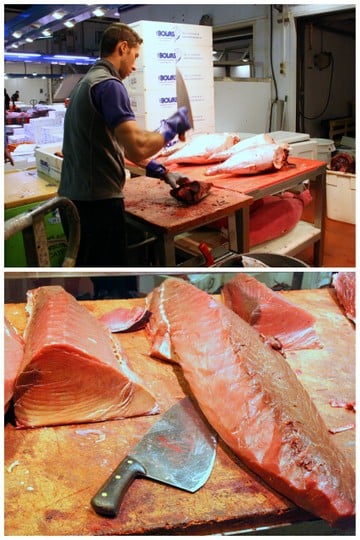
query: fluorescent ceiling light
64 20 75 28
92 7 106 17
12 31 22 39
6 52 42 58
53 54 93 60
52 10 66 20
42 29 52 37
25 38 34 43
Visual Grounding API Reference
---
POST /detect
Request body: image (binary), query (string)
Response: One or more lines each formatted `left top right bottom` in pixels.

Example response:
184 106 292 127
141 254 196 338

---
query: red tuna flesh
332 272 356 324
98 305 151 333
14 286 158 428
4 318 24 413
146 278 355 528
221 273 322 351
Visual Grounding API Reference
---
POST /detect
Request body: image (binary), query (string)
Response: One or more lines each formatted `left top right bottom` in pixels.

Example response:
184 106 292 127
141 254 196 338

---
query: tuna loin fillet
14 286 158 428
4 317 25 413
146 278 355 528
332 272 356 324
221 273 322 351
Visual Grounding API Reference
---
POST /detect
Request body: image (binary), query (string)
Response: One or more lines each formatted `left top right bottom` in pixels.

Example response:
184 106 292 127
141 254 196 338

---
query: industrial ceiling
4 5 142 51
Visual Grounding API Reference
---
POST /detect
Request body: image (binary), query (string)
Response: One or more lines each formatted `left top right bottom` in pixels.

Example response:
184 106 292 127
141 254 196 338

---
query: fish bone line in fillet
14 286 158 428
146 278 355 528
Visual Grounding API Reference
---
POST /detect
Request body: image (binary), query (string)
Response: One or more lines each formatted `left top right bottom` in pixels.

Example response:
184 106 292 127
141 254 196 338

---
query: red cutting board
4 289 355 535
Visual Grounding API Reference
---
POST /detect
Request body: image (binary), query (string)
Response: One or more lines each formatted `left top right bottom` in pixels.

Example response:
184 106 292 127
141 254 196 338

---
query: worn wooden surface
4 289 355 536
4 169 58 209
124 176 252 234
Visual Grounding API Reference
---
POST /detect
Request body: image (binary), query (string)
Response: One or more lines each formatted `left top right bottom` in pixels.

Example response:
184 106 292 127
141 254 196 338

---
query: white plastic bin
311 138 336 164
326 169 356 224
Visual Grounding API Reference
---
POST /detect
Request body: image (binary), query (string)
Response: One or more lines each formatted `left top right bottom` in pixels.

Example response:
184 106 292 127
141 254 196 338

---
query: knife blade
176 66 194 130
91 397 217 518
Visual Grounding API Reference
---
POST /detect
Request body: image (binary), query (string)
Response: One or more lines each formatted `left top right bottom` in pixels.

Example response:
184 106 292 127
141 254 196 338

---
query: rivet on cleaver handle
91 397 217 518
91 457 146 517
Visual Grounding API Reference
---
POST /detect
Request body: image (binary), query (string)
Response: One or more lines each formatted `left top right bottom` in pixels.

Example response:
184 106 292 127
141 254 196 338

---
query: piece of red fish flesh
209 133 276 162
332 272 356 324
170 177 213 204
205 143 289 176
99 306 151 333
14 286 158 428
221 273 322 351
164 133 239 165
4 317 24 413
146 278 355 528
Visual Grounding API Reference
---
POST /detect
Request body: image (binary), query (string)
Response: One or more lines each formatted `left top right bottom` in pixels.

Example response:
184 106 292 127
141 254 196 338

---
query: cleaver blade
176 66 194 130
91 397 217 517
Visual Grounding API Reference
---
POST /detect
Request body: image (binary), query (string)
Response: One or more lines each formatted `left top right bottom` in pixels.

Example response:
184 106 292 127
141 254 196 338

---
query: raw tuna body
4 318 24 413
14 286 158 428
209 132 275 162
164 133 239 165
221 273 322 351
332 272 356 323
205 143 289 176
146 278 355 527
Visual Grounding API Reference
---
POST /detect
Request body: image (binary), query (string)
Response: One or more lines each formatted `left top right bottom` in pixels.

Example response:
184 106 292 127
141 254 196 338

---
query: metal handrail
4 196 80 267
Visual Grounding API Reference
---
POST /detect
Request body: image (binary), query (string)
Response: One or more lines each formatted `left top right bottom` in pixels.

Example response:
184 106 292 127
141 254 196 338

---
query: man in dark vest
59 22 190 268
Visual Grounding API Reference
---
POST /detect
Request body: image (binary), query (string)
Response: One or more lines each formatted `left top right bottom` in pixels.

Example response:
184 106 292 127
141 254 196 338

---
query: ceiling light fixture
52 10 66 20
64 20 76 28
25 38 34 43
41 29 52 37
12 31 22 39
92 7 106 17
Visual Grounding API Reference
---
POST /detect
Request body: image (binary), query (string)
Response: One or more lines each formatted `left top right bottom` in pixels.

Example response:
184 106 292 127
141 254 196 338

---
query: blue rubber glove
145 160 167 179
158 106 191 144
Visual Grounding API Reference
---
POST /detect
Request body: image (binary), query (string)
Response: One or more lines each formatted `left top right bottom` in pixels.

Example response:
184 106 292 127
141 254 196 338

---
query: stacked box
35 143 63 182
126 21 215 133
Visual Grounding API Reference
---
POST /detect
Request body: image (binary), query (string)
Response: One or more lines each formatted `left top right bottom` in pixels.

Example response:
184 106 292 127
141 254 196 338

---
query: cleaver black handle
91 456 146 517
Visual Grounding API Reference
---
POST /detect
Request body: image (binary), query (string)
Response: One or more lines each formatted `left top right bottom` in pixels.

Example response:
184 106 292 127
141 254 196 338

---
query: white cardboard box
35 143 63 182
131 20 212 49
125 63 214 93
326 169 356 224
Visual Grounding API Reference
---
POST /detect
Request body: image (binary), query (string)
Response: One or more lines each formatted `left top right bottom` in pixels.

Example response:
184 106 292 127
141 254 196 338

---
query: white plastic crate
326 169 356 224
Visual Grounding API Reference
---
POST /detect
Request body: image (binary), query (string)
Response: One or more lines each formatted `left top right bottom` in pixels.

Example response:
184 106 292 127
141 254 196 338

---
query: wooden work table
127 157 327 266
4 288 355 536
124 177 252 266
4 169 58 209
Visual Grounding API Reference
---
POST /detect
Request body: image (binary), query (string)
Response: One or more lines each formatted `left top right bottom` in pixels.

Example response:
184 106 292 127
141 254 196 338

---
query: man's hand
5 147 14 166
158 106 191 144
145 159 167 179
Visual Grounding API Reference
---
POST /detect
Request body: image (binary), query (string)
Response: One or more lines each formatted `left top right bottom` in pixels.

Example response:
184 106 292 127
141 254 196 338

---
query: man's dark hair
100 23 143 57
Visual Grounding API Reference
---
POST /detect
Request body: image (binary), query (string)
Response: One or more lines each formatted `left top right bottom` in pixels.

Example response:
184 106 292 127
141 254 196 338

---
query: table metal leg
311 171 326 266
154 234 177 267
228 207 250 254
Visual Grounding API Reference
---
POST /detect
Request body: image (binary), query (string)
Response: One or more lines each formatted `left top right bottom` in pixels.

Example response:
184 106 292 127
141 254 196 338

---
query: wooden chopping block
4 289 355 536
